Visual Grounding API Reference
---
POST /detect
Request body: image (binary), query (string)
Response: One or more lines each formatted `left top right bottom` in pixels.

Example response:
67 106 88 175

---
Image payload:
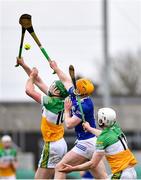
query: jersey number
56 111 64 125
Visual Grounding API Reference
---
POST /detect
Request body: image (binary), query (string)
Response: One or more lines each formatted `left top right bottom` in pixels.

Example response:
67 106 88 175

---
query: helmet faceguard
97 108 116 128
48 80 69 98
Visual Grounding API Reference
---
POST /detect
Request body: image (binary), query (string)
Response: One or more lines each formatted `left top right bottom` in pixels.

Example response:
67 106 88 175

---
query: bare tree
110 51 141 96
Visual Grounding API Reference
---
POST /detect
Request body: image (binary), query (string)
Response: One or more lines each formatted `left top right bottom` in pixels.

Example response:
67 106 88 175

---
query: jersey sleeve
0 149 3 158
41 95 53 109
96 134 109 152
12 149 17 158
41 95 64 114
68 86 75 97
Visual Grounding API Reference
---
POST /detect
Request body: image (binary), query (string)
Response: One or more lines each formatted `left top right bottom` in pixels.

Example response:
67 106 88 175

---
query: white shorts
121 166 137 179
0 175 16 180
110 166 137 179
72 136 97 159
38 138 67 168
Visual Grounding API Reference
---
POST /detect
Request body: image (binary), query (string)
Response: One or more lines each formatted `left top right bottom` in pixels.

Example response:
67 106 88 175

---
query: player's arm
11 159 18 171
49 61 72 90
59 152 104 173
64 98 81 128
25 68 41 103
17 57 48 95
83 122 102 137
11 150 18 170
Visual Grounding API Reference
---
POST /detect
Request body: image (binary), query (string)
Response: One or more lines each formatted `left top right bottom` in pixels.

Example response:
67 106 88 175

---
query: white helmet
1 135 12 143
97 108 116 127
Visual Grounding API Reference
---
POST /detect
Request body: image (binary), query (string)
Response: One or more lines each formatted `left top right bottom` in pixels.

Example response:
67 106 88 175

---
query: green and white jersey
42 95 64 114
0 148 17 163
96 122 137 174
41 95 65 142
96 122 126 152
0 148 17 176
41 95 64 125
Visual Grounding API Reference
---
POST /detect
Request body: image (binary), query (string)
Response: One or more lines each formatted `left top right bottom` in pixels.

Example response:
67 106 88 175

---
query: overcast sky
0 0 140 101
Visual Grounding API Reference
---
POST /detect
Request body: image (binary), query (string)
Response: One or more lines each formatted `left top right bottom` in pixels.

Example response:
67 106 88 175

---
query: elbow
65 122 73 129
66 124 72 129
25 88 32 96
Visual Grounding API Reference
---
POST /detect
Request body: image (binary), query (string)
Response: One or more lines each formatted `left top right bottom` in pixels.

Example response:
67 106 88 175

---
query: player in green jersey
0 135 18 179
59 108 137 179
16 58 68 179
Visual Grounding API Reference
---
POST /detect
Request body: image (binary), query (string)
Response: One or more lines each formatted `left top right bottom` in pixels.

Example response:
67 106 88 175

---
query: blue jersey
68 87 96 140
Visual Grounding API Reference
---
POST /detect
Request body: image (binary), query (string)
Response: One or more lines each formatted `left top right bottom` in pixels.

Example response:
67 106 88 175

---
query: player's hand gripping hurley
69 65 86 123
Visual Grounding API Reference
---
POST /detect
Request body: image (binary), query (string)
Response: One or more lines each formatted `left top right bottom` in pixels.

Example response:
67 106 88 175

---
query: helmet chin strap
73 89 88 97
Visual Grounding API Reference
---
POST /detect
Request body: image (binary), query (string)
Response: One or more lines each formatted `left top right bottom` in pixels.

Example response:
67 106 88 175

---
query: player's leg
36 138 67 179
72 137 108 179
54 150 88 179
35 142 54 179
35 167 54 179
89 159 108 179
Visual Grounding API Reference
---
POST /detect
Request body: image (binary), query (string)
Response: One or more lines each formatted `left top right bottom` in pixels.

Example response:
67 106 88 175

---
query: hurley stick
69 65 86 123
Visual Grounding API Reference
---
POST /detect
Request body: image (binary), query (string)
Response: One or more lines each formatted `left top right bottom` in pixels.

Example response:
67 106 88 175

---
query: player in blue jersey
67 84 96 141
50 61 107 179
